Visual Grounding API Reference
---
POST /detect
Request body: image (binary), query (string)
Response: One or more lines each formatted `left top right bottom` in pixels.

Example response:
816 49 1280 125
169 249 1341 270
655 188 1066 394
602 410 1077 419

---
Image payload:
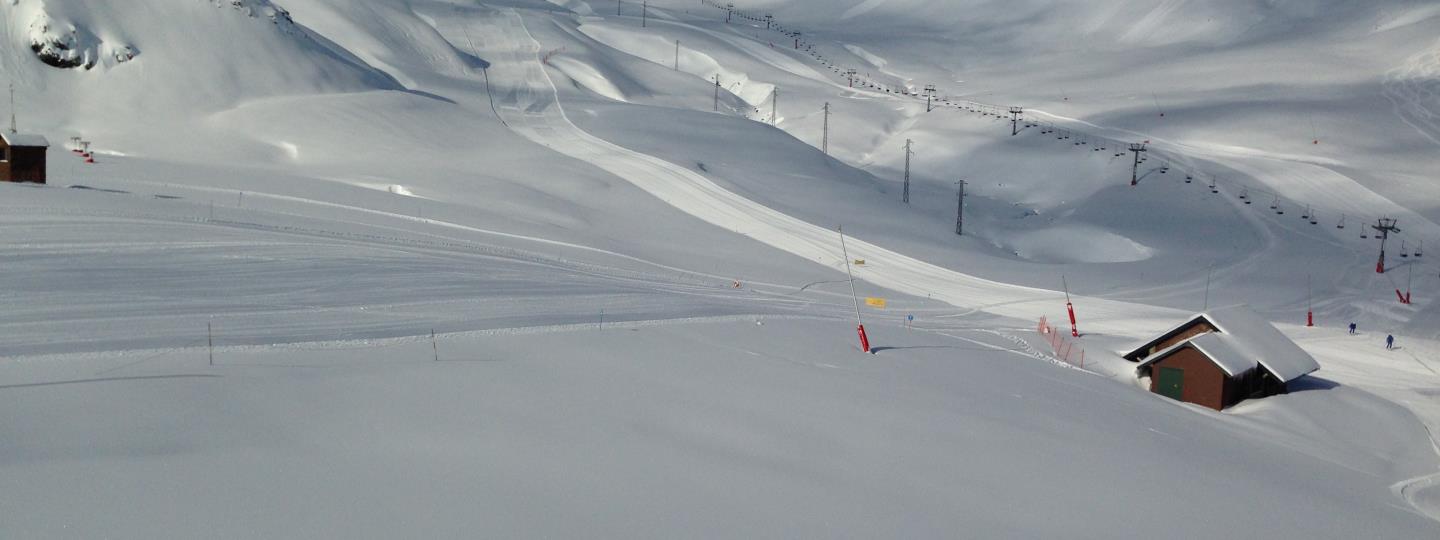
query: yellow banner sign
865 297 887 309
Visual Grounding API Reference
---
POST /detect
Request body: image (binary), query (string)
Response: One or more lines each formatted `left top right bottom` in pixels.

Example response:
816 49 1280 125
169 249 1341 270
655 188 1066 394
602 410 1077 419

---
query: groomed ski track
476 8 1183 338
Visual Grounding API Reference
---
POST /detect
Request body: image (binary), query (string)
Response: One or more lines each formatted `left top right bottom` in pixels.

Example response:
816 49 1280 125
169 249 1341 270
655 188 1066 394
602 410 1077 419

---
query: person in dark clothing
1386 334 1395 350
1349 322 1357 334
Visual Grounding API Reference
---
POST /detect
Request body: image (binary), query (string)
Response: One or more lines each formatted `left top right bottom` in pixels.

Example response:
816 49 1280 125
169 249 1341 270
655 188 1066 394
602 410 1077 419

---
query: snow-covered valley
3 0 1440 537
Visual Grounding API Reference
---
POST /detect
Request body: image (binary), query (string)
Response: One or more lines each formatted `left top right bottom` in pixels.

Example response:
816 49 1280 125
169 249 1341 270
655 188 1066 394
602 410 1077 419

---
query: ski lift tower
1128 143 1147 186
1008 107 1024 136
1372 218 1401 273
725 3 734 23
924 85 937 112
845 69 857 88
765 14 773 30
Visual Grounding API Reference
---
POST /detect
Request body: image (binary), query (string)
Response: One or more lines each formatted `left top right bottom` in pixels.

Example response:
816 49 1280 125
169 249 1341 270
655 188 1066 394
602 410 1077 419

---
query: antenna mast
9 83 16 133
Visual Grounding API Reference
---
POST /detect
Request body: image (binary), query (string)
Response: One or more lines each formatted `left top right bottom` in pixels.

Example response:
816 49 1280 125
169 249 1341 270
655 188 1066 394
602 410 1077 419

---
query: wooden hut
1123 305 1319 410
1 132 49 184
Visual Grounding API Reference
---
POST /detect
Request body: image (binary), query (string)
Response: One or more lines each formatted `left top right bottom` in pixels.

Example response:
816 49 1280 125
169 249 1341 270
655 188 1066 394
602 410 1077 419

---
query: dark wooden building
1123 305 1319 411
1 132 49 184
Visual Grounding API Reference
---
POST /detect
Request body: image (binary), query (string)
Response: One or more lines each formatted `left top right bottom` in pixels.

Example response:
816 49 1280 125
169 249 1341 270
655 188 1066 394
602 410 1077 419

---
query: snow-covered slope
3 0 1440 536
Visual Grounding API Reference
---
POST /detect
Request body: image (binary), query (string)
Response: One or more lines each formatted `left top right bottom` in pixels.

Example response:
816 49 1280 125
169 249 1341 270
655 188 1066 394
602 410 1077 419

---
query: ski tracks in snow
1384 37 1440 148
475 8 1184 341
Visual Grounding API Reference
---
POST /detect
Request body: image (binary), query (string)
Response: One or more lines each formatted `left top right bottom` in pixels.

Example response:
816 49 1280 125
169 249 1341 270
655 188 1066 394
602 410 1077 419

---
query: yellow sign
865 297 887 309
854 259 866 266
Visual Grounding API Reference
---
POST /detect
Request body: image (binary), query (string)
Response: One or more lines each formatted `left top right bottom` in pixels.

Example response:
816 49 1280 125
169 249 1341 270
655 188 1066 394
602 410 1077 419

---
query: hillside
2 0 1439 537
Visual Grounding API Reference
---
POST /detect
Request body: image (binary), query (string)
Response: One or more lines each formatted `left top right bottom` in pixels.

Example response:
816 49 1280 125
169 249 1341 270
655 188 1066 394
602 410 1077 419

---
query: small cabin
1 132 49 184
1123 305 1319 410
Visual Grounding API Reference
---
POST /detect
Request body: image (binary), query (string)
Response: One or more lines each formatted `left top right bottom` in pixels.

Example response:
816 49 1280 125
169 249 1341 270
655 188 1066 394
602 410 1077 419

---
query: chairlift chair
1337 214 1346 229
1239 188 1248 200
1302 206 1310 220
1415 241 1423 257
1400 240 1409 258
1309 210 1318 225
1185 175 1193 183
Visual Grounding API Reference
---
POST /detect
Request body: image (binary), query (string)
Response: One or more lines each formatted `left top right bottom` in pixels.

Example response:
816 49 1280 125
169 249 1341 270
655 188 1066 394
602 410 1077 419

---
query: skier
1348 322 1357 335
1386 334 1395 350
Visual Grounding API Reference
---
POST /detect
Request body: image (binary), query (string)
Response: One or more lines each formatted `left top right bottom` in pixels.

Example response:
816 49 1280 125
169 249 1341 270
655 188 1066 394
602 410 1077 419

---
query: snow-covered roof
1128 305 1320 382
1 132 50 147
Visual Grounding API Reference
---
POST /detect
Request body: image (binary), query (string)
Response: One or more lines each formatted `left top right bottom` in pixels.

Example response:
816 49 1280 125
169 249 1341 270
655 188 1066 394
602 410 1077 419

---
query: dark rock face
30 35 87 69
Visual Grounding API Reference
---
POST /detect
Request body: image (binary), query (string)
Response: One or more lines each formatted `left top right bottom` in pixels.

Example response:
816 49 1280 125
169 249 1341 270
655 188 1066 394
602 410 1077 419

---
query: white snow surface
0 131 48 147
2 0 1440 536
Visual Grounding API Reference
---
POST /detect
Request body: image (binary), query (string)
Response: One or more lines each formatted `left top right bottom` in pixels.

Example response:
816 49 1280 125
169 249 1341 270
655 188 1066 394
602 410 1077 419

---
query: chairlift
1269 196 1278 210
1337 214 1346 229
1239 188 1248 200
1301 206 1310 220
1185 174 1193 184
1415 241 1423 258
1400 239 1409 258
1210 178 1219 194
1309 210 1318 225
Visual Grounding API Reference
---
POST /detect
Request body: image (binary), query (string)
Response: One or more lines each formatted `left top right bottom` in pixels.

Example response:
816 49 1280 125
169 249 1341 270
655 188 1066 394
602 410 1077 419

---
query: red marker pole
1307 275 1315 327
839 226 871 353
1063 276 1079 338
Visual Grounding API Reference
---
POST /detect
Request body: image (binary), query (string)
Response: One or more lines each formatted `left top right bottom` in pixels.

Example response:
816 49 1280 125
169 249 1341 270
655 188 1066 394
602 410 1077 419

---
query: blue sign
907 314 914 321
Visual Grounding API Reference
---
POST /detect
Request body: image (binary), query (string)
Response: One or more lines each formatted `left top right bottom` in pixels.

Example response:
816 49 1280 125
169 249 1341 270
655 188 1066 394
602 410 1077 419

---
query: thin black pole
955 180 965 235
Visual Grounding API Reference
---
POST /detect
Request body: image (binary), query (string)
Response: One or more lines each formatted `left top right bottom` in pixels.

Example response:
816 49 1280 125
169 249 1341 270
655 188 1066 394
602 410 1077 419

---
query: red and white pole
839 226 871 353
1063 276 1079 338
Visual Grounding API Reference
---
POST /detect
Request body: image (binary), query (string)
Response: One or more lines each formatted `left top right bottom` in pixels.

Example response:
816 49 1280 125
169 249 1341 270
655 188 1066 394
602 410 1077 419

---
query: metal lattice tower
1128 143 1147 186
924 85 937 112
770 87 778 125
822 102 830 155
902 139 914 204
1372 218 1401 273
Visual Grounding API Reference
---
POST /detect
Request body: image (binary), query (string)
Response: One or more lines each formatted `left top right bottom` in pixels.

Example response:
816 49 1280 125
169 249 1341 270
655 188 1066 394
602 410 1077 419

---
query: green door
1157 367 1184 400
